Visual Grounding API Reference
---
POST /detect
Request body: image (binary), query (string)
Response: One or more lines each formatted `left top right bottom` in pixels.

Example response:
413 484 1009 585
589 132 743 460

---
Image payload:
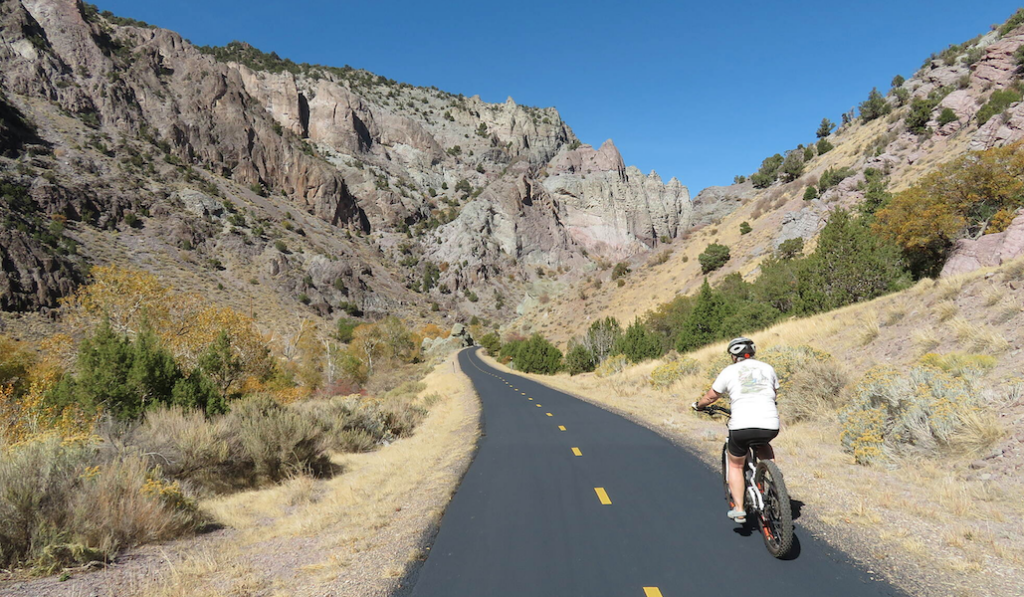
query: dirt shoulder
0 351 481 597
476 352 1024 597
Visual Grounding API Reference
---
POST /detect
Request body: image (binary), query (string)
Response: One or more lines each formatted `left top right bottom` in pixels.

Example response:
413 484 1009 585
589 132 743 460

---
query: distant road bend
409 348 906 597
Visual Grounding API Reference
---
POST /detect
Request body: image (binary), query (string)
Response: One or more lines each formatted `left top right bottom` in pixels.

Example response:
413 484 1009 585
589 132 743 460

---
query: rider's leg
727 452 746 514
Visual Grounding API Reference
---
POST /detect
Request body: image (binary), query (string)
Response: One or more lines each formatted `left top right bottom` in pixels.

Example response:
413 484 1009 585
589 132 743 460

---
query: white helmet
727 337 756 359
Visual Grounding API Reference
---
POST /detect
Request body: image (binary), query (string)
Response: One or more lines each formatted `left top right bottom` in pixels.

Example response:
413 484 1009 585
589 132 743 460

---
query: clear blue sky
95 0 1023 195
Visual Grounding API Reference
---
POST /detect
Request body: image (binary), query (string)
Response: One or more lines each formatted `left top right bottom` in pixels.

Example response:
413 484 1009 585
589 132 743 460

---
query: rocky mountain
0 0 690 334
516 12 1024 342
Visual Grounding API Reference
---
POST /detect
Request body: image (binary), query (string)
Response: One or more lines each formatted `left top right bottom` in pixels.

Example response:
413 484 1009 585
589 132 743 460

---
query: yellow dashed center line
546 413 553 417
536 404 542 407
558 425 566 431
643 588 664 597
594 487 612 505
521 392 526 395
571 447 582 456
529 398 534 401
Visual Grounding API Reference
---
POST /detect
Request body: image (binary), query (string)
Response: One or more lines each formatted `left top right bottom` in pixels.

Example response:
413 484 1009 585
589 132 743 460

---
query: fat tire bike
700 404 794 558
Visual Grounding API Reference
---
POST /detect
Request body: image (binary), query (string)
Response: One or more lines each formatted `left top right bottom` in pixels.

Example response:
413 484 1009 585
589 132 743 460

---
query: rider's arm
694 388 721 410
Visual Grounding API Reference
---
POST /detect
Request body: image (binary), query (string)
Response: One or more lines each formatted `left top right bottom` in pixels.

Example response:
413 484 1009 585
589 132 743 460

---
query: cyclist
692 337 779 524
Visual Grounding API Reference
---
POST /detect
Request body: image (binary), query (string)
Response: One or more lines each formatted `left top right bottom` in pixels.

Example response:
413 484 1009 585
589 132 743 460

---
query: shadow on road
791 498 804 521
731 519 803 560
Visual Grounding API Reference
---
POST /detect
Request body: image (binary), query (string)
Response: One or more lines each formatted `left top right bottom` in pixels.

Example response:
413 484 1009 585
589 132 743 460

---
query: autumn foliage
874 141 1024 275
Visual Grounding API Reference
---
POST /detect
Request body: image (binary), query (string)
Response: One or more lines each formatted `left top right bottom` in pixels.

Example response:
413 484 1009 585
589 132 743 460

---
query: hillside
0 0 696 342
488 255 1024 597
516 17 1024 343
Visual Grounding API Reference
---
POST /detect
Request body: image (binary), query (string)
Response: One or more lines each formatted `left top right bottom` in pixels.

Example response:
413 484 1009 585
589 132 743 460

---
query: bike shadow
732 523 803 560
791 498 805 520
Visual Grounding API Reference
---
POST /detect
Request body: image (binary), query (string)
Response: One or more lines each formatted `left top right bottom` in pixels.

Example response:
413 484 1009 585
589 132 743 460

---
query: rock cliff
0 0 693 327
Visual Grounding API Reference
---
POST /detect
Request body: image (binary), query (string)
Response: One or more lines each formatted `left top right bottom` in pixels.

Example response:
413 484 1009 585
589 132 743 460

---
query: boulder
941 210 1024 276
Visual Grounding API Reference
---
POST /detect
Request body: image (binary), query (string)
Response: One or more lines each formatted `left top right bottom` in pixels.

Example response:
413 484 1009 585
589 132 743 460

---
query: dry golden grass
936 276 966 300
883 306 906 326
934 300 959 322
912 329 941 354
858 316 881 345
125 352 480 597
982 285 1006 307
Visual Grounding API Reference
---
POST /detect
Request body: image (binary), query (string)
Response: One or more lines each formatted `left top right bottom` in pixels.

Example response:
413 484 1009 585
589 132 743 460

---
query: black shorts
728 428 779 458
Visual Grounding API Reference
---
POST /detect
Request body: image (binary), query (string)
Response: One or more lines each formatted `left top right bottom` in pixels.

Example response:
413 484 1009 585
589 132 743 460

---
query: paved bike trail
410 348 905 597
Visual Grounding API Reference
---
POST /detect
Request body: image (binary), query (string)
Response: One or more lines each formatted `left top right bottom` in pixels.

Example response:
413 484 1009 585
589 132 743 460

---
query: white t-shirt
711 358 780 431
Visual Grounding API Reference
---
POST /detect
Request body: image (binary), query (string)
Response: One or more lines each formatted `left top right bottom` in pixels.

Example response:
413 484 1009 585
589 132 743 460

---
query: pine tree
614 318 662 363
859 88 891 122
796 209 909 314
676 279 727 353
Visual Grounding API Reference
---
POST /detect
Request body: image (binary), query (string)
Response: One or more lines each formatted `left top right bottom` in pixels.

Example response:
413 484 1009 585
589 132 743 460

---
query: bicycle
698 404 794 558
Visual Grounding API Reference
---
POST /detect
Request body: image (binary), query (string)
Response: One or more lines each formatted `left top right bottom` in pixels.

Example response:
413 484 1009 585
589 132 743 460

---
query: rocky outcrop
690 182 755 227
941 210 1024 276
542 141 691 257
0 227 82 311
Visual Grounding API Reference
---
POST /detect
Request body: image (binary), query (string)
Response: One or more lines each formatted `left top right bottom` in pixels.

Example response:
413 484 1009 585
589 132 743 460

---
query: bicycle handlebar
698 404 731 416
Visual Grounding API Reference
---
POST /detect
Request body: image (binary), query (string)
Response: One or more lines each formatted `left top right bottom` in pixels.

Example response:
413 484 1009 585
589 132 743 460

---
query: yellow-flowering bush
839 365 998 465
595 354 629 378
650 357 700 388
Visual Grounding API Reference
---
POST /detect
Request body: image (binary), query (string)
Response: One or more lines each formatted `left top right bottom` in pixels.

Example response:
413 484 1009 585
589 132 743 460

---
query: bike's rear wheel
754 461 793 558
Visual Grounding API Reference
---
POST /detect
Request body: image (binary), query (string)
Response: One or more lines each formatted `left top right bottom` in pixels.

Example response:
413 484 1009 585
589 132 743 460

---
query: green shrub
512 334 563 374
999 8 1024 35
749 172 774 189
750 153 784 188
795 209 909 314
499 338 525 362
859 87 891 121
893 87 910 107
611 262 631 280
47 323 222 420
676 279 726 353
739 222 752 235
698 243 730 274
816 118 835 138
776 237 804 260
891 74 905 88
565 343 597 375
649 357 700 388
977 88 1022 125
478 332 501 355
614 319 663 363
815 138 833 155
905 97 939 134
779 150 804 182
594 354 629 378
274 240 288 252
818 166 854 191
937 108 958 127
803 186 818 201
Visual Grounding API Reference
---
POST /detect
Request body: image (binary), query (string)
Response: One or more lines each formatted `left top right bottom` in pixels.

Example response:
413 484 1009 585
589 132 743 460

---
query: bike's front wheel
754 461 793 558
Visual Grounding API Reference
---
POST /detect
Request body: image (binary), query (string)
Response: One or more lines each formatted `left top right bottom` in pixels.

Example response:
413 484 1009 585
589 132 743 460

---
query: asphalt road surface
410 348 906 597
